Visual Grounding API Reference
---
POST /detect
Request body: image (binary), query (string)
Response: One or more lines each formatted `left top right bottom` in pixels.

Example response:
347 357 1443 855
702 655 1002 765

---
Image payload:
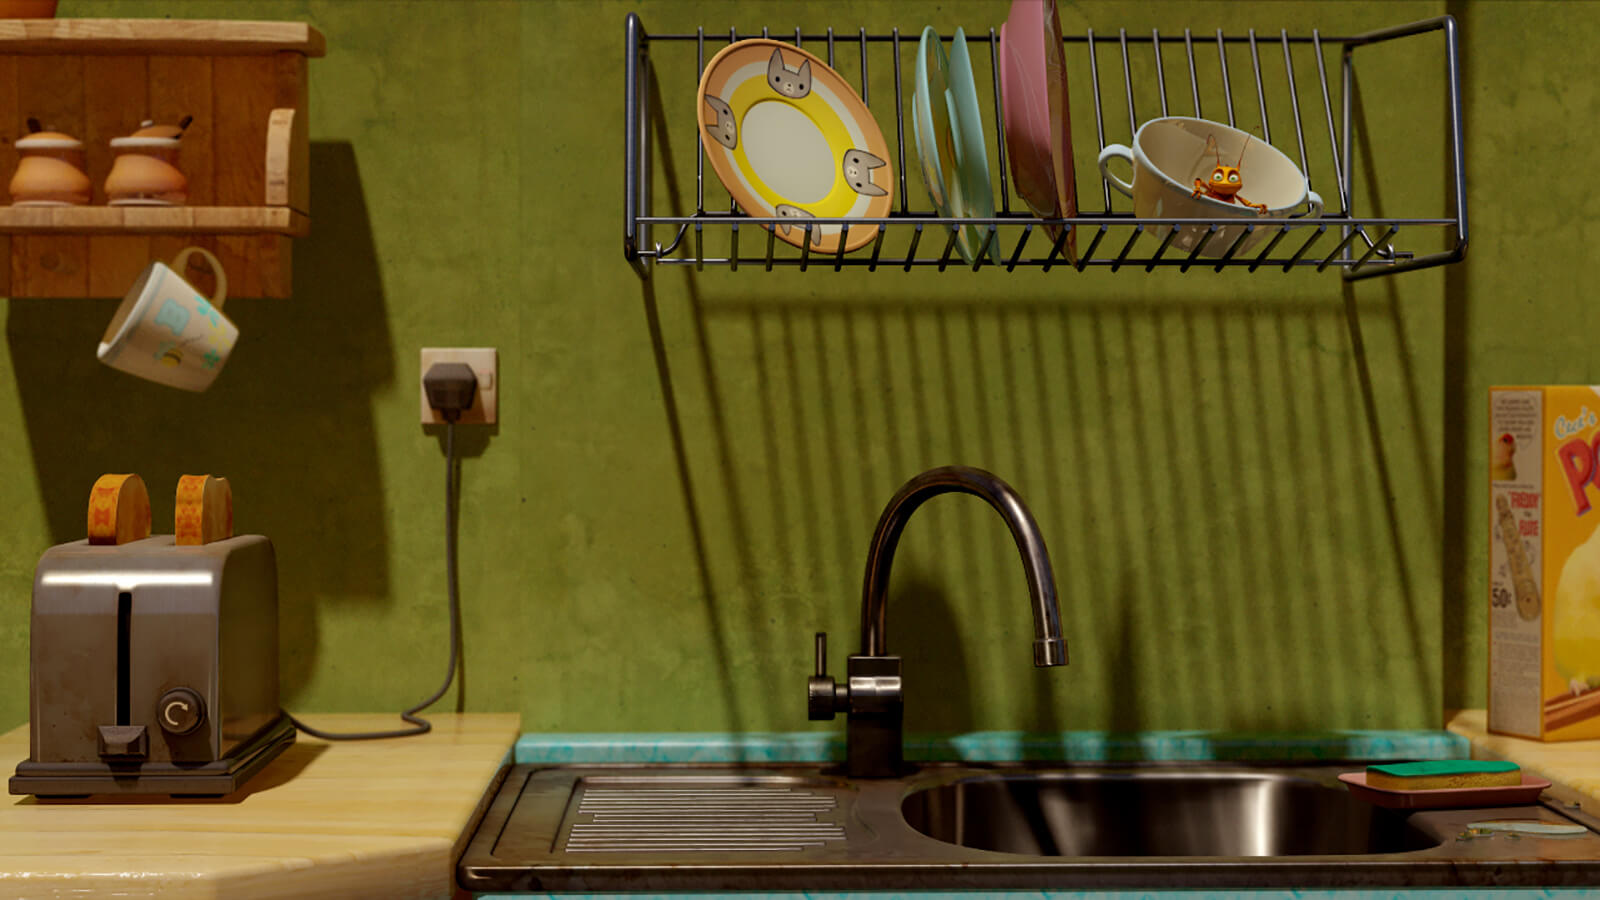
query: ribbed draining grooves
564 786 846 853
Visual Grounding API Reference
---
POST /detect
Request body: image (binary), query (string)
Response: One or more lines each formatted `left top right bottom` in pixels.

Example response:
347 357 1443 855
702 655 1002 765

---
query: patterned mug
97 247 233 392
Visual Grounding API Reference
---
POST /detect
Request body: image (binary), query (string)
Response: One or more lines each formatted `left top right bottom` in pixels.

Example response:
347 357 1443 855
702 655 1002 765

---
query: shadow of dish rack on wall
623 13 1464 280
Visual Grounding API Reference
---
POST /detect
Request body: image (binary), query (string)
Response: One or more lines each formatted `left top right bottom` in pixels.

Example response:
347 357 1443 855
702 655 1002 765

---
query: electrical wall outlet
420 348 497 425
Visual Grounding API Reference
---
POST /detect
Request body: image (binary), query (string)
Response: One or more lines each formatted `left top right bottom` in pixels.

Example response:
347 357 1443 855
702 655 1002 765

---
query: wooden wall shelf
0 18 324 55
0 205 307 234
0 19 325 298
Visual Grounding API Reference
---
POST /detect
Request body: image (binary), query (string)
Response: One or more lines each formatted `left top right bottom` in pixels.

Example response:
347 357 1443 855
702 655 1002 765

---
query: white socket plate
420 347 497 425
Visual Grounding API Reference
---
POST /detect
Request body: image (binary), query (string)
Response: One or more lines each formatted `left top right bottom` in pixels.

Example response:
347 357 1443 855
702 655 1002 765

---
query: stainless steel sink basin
901 771 1437 857
458 762 1600 893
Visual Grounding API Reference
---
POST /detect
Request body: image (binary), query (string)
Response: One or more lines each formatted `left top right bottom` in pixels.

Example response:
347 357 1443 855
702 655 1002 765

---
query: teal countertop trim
473 883 1600 890
513 730 1469 765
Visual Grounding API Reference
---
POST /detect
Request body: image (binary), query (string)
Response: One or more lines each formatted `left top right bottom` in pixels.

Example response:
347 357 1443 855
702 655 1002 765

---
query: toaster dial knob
157 688 205 735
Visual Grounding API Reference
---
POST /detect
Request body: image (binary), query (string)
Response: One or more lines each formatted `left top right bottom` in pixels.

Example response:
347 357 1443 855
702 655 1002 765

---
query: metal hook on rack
654 223 690 259
1354 226 1410 262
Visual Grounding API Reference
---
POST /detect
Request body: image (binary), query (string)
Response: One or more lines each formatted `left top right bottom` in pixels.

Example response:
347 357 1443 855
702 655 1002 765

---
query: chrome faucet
808 466 1067 777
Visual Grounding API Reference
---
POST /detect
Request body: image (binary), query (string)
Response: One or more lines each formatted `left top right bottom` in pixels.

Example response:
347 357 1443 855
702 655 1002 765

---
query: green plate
913 27 998 264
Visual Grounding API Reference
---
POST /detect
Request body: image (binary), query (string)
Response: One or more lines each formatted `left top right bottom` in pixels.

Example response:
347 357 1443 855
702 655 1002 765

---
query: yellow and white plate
698 38 894 254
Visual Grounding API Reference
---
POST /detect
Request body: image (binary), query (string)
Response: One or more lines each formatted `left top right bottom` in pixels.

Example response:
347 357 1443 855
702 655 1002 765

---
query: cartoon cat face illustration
775 204 825 247
842 149 887 197
703 94 736 149
767 49 812 99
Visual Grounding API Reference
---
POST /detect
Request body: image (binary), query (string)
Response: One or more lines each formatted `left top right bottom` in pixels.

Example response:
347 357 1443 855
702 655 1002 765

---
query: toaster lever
96 724 149 760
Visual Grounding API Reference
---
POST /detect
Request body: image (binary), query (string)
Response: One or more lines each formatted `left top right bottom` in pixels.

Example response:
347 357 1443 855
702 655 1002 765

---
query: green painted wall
0 0 1536 737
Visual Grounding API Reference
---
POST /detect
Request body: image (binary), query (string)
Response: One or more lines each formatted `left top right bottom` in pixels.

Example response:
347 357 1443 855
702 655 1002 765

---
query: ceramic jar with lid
105 118 189 206
9 130 90 206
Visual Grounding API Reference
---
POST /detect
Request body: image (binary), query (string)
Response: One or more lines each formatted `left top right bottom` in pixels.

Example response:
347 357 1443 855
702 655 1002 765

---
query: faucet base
845 655 908 779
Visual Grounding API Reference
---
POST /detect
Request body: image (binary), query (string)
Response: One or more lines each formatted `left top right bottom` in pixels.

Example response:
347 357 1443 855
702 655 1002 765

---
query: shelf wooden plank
0 206 307 235
0 52 15 296
0 19 325 56
214 53 277 297
85 55 150 295
16 53 87 296
149 53 215 268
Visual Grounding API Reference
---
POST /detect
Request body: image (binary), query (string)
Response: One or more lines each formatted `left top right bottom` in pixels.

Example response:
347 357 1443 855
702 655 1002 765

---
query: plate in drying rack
696 38 893 254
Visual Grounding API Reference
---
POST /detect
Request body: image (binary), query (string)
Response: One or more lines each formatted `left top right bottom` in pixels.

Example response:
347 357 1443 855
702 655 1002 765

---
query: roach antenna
1237 134 1252 168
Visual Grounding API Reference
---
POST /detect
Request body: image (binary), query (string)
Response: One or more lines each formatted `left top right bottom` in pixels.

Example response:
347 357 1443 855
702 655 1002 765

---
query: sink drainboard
564 785 846 853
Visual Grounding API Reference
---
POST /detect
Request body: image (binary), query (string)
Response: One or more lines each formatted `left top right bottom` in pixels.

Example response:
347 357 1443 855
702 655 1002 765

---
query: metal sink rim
458 760 1600 893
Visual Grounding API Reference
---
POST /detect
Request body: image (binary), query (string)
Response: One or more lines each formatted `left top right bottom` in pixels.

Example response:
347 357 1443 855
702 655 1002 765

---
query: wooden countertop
1448 708 1600 817
0 712 519 900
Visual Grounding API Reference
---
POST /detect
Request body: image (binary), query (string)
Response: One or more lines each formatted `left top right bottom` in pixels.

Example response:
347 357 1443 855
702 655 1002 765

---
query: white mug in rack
1097 116 1323 256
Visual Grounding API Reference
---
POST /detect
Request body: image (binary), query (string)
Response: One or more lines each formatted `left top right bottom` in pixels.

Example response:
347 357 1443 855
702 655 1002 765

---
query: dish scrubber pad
1365 760 1521 791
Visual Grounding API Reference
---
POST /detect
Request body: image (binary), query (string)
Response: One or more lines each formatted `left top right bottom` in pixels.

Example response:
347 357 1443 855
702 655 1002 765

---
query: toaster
10 534 294 798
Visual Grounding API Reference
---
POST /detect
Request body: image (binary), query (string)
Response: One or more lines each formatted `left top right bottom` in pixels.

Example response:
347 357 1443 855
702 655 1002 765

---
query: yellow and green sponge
1366 760 1521 791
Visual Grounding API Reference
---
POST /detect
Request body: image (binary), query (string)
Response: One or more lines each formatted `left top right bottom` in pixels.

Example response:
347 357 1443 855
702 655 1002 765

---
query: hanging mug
97 247 234 392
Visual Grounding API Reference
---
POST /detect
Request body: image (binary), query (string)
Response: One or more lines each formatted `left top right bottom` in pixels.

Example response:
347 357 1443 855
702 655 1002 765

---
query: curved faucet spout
860 466 1067 667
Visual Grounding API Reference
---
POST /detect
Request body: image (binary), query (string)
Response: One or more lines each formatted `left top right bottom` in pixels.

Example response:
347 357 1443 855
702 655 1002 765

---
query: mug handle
1291 188 1324 219
171 246 228 307
1097 144 1136 198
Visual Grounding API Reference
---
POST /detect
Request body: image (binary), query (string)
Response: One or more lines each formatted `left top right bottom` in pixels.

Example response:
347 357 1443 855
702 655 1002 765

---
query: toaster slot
96 589 150 760
116 590 130 725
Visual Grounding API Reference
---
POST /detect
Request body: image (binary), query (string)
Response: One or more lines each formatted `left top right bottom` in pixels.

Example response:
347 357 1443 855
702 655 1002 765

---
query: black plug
424 362 479 423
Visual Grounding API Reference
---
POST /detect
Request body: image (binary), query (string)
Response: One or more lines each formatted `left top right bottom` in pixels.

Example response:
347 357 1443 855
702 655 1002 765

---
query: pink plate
1041 0 1077 258
1000 0 1076 260
1338 771 1552 810
1000 6 1053 221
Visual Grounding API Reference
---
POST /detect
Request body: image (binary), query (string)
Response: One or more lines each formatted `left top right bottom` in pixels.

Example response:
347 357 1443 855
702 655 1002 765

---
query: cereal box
1490 386 1600 739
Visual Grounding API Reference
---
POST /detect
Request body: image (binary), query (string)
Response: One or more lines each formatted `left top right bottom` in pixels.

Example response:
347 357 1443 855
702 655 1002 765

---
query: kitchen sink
460 469 1600 892
457 762 1600 892
900 771 1437 857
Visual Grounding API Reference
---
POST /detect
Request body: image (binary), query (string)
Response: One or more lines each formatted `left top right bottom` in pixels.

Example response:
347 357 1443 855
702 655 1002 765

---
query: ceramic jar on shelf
104 117 190 206
9 128 90 206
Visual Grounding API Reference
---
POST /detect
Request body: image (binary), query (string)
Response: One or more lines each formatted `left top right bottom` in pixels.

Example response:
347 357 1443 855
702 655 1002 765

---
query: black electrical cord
288 418 462 740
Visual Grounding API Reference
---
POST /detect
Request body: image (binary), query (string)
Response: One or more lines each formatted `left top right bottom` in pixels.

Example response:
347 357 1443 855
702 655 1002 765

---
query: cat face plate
697 38 894 254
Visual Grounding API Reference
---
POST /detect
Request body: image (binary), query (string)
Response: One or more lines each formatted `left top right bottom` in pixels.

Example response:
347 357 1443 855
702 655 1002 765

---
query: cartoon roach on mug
1191 134 1268 214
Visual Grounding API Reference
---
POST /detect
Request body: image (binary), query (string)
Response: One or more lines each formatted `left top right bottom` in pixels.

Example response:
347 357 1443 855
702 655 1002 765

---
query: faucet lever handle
808 632 844 721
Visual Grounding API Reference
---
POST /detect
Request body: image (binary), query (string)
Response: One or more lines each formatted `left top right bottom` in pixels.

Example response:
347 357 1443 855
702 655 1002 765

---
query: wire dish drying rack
624 13 1464 280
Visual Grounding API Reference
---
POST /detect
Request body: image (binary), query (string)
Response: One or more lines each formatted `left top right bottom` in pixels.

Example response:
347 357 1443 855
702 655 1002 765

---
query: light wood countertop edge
452 749 514 867
1447 708 1600 820
0 712 519 900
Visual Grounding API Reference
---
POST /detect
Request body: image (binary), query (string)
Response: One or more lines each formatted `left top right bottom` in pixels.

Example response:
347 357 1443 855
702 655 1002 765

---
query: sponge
1365 760 1521 791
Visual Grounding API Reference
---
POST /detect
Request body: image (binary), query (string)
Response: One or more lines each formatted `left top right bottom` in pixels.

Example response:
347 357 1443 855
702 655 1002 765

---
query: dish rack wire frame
622 13 1465 280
